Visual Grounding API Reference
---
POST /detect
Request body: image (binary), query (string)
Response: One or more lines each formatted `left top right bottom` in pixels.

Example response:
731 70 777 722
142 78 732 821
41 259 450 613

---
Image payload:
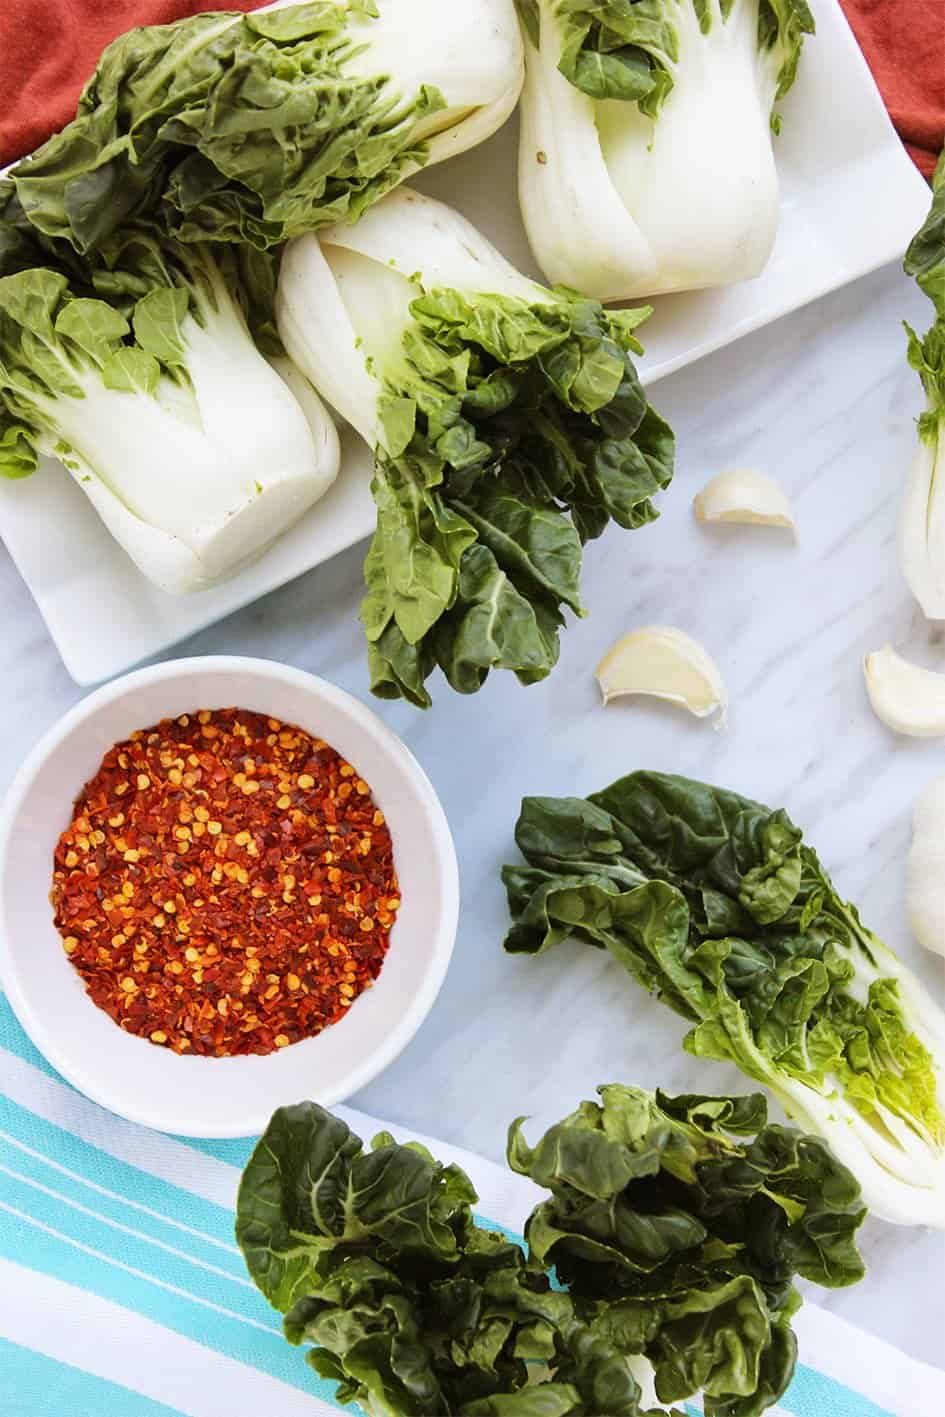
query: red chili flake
50 709 401 1058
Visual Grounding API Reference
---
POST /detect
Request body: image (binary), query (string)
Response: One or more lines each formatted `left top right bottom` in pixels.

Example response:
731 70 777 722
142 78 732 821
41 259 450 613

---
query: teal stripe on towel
0 1337 184 1417
0 1103 244 1274
0 1197 341 1404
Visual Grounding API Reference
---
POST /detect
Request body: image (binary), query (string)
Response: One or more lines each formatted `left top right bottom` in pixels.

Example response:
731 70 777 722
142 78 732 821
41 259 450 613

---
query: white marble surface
2 258 943 1371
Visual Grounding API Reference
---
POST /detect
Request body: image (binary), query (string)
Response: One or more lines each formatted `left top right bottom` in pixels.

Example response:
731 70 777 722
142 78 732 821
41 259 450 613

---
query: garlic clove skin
693 468 796 533
596 626 726 719
864 645 945 737
908 775 945 956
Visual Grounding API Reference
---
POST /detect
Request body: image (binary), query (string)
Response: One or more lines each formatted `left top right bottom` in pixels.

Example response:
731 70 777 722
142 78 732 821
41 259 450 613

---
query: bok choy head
0 208 338 592
899 153 945 618
510 1084 865 1415
9 0 523 254
514 0 814 300
277 187 675 706
502 771 945 1227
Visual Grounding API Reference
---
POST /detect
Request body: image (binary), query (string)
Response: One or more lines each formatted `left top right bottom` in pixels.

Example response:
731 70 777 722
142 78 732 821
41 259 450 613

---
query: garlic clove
694 468 796 533
596 626 726 719
864 645 945 737
907 775 945 956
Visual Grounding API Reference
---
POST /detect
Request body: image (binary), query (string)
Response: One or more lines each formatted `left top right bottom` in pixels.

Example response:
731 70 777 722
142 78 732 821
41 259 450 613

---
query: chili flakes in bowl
50 708 400 1057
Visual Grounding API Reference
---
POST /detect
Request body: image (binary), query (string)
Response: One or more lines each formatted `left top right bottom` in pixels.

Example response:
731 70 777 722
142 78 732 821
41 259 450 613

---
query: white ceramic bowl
0 657 459 1136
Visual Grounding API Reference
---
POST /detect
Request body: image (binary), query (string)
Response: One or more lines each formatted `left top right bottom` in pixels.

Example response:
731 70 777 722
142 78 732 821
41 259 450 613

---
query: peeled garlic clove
596 626 726 719
694 468 796 533
864 645 945 736
908 775 945 956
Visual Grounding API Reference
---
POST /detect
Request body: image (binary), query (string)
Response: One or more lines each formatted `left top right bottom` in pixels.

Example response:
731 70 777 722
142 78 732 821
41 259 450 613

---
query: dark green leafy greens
7 0 514 254
236 1097 864 1416
502 772 945 1227
509 1084 865 1414
236 1102 655 1416
360 285 673 707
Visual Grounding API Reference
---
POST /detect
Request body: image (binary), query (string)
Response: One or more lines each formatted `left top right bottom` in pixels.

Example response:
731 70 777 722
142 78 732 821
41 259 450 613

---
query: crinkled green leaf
9 3 456 253
236 1102 475 1317
101 346 161 394
0 415 38 478
54 297 130 366
366 283 673 704
905 150 945 321
432 544 562 696
132 286 190 365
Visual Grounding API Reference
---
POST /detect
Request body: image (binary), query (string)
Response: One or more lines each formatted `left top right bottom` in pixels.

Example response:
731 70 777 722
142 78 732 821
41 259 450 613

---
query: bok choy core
235 1096 864 1416
515 0 814 299
277 187 675 706
0 216 339 592
9 0 524 254
899 153 945 618
502 771 945 1227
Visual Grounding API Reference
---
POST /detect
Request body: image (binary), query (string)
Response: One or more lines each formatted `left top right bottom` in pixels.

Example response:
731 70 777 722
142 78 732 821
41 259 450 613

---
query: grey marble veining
1 259 943 1369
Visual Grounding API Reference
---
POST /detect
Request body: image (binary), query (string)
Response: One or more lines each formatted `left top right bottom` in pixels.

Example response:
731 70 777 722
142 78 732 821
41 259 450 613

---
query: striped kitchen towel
0 989 941 1417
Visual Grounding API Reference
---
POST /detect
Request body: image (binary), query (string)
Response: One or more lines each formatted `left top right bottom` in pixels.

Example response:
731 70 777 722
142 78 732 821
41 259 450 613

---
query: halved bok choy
276 187 675 706
514 0 814 300
0 219 339 593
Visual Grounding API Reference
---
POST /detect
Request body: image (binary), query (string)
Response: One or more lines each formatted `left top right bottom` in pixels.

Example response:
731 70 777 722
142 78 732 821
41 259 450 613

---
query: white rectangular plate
0 0 932 685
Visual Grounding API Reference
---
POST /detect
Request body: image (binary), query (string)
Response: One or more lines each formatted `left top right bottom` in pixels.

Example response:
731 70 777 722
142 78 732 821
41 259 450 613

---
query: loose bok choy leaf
235 1097 864 1416
899 153 945 618
0 214 339 592
9 0 524 253
502 772 945 1227
277 187 674 705
515 0 813 299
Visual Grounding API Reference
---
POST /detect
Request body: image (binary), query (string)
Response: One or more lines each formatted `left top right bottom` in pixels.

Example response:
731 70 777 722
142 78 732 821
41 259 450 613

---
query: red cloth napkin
839 0 944 179
0 0 265 170
0 0 942 175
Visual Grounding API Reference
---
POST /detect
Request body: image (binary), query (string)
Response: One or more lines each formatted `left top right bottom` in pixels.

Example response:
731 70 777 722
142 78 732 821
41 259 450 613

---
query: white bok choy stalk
514 0 814 300
9 0 524 253
0 224 339 593
899 154 945 618
276 187 676 707
908 773 945 958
